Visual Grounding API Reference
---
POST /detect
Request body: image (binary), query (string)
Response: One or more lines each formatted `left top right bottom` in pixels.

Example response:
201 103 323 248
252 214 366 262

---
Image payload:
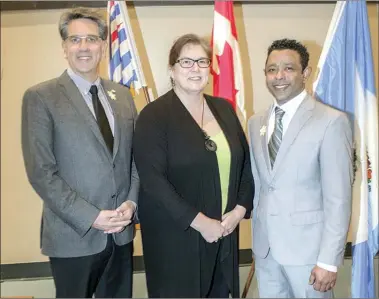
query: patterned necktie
89 85 114 154
268 107 285 168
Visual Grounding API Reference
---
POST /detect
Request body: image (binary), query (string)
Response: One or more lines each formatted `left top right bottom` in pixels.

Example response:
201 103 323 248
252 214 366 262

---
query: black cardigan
133 89 254 297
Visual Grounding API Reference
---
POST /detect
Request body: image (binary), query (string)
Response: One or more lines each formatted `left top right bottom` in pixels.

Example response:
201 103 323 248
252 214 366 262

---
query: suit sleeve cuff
317 261 337 272
125 200 139 223
126 200 137 210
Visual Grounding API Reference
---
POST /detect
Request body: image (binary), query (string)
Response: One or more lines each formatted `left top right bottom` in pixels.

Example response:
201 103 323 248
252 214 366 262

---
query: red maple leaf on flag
213 42 238 109
211 0 245 123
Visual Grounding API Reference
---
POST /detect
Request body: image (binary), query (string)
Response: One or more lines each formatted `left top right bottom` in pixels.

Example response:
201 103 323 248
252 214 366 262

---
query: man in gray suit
21 7 139 298
248 39 353 298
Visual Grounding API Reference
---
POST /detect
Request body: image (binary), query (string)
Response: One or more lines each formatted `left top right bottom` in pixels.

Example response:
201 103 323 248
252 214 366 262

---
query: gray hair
59 7 108 41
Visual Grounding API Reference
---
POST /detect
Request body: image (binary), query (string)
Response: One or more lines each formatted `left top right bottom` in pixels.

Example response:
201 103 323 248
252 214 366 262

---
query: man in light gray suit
21 7 139 298
248 39 353 298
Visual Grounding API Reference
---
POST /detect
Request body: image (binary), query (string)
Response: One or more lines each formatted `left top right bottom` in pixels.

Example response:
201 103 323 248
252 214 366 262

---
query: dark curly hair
266 38 309 71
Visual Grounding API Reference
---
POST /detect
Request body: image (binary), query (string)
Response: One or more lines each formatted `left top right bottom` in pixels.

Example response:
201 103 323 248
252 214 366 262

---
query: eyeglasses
176 58 211 68
65 35 103 45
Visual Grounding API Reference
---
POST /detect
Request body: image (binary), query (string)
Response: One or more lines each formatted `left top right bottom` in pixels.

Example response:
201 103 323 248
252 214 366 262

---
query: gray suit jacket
22 71 139 258
248 94 353 266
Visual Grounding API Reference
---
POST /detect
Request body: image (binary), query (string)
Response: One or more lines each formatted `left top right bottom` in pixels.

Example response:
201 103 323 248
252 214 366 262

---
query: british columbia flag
107 1 146 94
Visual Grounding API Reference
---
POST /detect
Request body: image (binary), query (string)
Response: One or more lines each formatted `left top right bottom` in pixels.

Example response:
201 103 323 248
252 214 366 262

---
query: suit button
111 194 116 199
113 164 115 169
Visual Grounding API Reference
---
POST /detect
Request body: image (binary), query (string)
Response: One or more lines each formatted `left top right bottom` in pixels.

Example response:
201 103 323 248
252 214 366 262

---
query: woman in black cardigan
133 33 254 298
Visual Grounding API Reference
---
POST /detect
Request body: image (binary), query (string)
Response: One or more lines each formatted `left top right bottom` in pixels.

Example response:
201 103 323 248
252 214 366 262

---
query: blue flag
313 1 378 297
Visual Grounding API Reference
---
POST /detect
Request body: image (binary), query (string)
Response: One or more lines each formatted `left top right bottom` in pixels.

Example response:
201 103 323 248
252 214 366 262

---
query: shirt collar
272 89 307 116
67 68 101 95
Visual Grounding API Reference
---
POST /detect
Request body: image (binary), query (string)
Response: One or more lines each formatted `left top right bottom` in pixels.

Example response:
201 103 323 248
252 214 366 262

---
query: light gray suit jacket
22 71 139 258
248 94 353 267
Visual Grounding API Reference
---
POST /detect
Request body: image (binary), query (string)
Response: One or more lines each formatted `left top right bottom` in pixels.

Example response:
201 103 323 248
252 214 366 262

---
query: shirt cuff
317 262 337 272
126 200 137 211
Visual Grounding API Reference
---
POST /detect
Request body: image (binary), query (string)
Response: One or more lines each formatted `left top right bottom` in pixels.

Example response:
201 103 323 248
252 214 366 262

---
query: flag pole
142 86 151 104
241 258 255 298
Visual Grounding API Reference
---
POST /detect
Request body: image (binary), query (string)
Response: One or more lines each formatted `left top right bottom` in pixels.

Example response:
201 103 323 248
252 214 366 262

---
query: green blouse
212 130 231 214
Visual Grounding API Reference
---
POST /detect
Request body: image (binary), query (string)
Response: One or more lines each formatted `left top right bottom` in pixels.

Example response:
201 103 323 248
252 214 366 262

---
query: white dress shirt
267 89 338 273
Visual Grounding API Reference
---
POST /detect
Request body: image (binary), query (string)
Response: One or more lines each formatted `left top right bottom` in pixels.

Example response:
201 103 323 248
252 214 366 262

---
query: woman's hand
221 205 246 237
191 213 225 243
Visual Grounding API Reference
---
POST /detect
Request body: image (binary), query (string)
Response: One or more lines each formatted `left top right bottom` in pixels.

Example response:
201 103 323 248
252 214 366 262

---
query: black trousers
49 235 133 298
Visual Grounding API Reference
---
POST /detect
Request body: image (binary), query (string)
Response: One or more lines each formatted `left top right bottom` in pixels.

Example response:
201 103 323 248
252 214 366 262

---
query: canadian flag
211 0 246 124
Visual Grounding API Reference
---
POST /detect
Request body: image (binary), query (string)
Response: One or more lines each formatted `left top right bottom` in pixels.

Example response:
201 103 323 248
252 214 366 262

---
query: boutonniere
107 89 116 101
260 125 267 136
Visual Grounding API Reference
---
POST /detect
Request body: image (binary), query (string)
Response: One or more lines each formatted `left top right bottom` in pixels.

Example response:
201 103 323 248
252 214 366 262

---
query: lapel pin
107 90 116 101
260 125 267 136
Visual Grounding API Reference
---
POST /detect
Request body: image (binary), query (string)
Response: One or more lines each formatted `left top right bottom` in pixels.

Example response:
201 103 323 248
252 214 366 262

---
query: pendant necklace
201 99 217 152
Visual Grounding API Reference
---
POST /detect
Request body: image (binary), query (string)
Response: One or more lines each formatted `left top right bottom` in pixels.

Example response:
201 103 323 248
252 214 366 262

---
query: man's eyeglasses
176 58 211 68
65 35 103 45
